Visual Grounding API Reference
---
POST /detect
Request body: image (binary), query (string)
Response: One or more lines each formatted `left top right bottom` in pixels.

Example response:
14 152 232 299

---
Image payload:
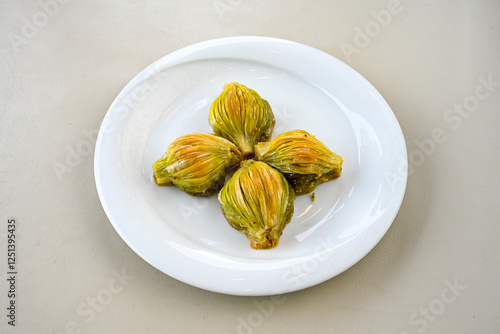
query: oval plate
94 36 407 296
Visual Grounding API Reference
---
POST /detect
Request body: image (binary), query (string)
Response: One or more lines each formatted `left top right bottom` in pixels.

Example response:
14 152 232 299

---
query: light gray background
1 0 499 333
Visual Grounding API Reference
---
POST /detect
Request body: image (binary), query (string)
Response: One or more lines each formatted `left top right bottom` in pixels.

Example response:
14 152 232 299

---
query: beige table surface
1 0 500 333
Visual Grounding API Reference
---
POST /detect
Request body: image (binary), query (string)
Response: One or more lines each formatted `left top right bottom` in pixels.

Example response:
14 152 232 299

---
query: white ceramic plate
94 36 407 296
